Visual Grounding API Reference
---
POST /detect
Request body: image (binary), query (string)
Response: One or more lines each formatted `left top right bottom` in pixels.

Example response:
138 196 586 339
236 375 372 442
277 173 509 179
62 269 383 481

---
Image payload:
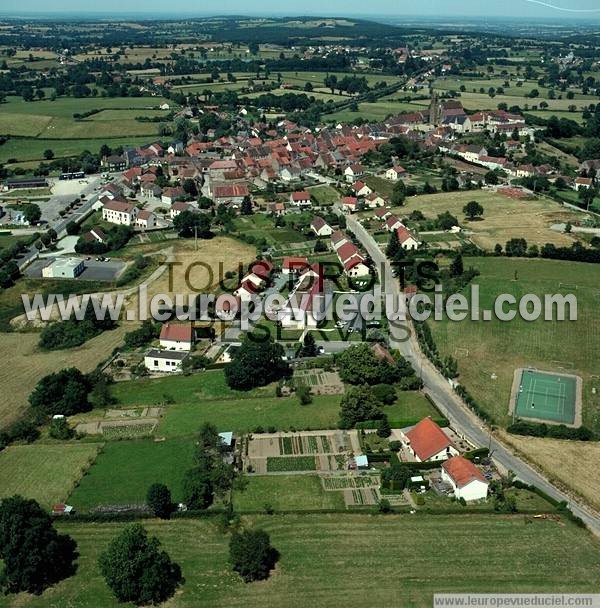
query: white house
336 241 370 277
403 417 459 462
311 216 334 237
159 323 194 351
575 177 593 191
396 226 419 250
344 163 364 183
290 191 312 208
385 165 407 181
330 231 349 251
102 199 138 226
341 196 358 213
441 455 489 502
282 256 309 275
385 215 403 232
364 193 386 208
351 181 372 197
134 209 156 230
144 349 188 373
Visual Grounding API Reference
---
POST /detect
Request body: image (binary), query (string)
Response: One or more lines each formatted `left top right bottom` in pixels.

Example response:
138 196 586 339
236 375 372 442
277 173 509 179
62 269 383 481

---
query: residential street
346 213 600 536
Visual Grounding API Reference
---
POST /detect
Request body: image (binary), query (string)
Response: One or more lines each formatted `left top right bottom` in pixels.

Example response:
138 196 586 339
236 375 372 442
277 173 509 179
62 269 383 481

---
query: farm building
144 349 188 373
441 456 489 502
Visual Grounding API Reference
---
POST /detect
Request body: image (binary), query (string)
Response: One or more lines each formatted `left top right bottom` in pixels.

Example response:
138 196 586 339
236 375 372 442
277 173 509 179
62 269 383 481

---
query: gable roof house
159 323 194 352
330 230 349 251
351 181 373 197
396 225 419 250
311 216 334 237
385 165 407 181
385 215 403 232
102 199 138 226
441 455 489 502
336 241 370 277
403 417 459 462
213 183 250 207
344 163 364 182
289 191 312 208
134 209 157 230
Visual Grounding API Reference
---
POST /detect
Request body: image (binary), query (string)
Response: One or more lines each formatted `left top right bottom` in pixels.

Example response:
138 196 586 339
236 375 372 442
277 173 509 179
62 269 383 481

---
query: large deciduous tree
0 496 78 595
229 529 279 582
98 524 182 605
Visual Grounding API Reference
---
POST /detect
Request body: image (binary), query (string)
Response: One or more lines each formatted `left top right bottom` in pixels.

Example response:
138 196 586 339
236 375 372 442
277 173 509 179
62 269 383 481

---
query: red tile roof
405 417 454 461
291 191 311 202
442 456 487 488
160 323 193 343
282 256 309 271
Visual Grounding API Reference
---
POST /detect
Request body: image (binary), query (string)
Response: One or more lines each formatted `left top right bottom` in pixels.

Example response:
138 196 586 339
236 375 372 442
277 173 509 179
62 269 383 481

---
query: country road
345 213 600 536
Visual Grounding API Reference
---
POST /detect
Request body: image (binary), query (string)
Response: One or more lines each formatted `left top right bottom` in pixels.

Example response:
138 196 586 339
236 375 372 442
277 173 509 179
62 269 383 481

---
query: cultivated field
0 95 172 165
9 515 600 607
385 190 582 250
0 443 101 508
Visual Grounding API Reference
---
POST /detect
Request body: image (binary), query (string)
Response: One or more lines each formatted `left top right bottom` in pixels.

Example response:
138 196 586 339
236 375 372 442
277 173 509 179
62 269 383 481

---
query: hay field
0 443 102 508
499 432 600 513
10 515 600 607
0 327 130 428
387 190 581 250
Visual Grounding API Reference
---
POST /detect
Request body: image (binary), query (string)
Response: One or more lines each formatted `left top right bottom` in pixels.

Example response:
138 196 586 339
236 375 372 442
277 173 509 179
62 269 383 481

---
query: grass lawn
68 437 195 511
232 475 345 511
113 371 439 436
0 443 102 508
12 514 600 607
307 184 340 206
324 100 421 123
429 257 600 431
233 214 306 245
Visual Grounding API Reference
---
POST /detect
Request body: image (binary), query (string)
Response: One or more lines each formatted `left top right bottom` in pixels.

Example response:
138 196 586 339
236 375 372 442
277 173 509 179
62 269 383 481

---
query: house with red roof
282 256 309 275
289 191 312 208
403 417 459 462
397 225 419 250
159 323 194 352
344 163 364 183
365 192 386 209
385 165 407 181
330 231 349 251
441 455 489 501
311 216 334 237
374 208 392 221
134 209 157 230
212 182 249 207
102 199 138 226
351 181 372 197
385 215 403 232
336 241 370 277
341 196 358 212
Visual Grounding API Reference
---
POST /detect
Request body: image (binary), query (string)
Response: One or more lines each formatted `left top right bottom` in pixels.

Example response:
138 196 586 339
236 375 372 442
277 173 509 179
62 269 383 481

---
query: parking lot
25 257 126 282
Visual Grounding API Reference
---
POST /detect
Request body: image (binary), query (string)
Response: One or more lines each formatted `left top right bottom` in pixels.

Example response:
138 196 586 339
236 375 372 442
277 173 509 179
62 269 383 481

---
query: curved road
346 213 600 536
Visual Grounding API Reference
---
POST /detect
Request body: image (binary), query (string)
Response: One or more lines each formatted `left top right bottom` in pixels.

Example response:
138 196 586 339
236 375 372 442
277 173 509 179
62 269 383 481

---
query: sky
1 0 600 19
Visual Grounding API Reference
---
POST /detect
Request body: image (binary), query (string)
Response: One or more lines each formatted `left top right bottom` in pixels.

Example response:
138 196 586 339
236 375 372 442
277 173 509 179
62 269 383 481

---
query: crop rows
266 456 317 472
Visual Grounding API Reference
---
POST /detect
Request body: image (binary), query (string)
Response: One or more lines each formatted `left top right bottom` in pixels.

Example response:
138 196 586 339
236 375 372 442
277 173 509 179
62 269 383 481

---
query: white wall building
441 456 489 502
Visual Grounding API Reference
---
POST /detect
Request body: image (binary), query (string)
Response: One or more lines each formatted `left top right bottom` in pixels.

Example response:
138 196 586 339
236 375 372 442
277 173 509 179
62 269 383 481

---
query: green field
9 514 600 607
233 475 345 511
68 438 195 511
0 443 102 508
430 257 600 431
111 370 439 436
266 456 317 472
233 214 308 245
324 100 422 123
0 95 172 164
307 184 340 206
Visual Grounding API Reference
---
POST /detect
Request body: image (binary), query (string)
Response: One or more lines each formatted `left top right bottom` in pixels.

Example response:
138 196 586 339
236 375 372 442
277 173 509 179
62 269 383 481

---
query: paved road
346 213 600 536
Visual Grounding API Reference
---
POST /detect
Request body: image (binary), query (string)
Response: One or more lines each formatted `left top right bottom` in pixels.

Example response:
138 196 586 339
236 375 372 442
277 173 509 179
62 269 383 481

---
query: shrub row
507 420 596 442
454 384 497 426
